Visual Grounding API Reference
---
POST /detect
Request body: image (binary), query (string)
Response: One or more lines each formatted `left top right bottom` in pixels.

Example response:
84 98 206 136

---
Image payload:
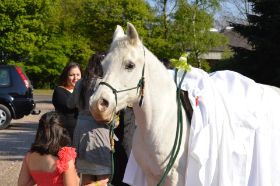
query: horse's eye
125 61 135 71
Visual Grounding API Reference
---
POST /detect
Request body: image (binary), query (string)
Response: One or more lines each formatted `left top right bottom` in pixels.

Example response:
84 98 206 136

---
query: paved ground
0 100 54 186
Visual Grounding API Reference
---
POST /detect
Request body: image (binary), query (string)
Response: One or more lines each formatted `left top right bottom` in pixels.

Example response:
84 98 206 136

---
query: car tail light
15 66 30 88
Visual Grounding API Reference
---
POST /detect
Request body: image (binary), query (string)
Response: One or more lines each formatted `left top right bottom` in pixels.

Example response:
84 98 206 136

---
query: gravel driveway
0 102 54 186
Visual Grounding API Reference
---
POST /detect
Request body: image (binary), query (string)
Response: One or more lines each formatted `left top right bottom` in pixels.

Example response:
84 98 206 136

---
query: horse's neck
132 53 189 184
133 53 180 151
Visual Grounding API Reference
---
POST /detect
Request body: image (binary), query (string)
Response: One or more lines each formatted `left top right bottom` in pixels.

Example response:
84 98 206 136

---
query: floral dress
25 147 76 186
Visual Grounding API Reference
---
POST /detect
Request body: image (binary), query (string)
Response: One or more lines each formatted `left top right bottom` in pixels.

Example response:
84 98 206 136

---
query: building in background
201 26 252 65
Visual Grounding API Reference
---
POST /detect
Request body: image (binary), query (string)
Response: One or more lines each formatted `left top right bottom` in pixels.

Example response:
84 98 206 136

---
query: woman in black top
52 62 82 141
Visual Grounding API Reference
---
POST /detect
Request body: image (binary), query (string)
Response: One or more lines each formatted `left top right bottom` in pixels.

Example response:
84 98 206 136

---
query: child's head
79 52 105 109
30 111 71 156
85 52 105 80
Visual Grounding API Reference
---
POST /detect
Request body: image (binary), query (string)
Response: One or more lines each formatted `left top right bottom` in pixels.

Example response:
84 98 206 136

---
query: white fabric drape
123 67 280 186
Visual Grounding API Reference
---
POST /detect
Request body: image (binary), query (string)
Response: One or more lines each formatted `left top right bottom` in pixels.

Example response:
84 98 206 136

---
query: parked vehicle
0 65 39 129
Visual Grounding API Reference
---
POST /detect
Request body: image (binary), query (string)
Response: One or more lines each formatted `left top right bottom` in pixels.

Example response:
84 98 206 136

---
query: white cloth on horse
123 67 280 186
123 151 148 186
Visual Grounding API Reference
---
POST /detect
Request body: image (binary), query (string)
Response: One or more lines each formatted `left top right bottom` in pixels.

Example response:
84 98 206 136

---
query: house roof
207 27 253 53
221 27 253 50
185 27 253 60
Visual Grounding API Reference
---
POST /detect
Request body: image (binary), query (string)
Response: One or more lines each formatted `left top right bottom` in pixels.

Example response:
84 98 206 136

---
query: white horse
89 23 280 186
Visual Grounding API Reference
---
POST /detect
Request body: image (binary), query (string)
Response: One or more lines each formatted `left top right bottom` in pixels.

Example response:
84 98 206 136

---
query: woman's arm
63 159 79 186
17 158 35 186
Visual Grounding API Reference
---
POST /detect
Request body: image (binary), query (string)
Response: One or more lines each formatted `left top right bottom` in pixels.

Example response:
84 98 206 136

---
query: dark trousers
111 109 133 186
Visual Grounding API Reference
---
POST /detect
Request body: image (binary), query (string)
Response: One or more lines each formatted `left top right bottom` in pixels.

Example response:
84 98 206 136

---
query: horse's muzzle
90 99 114 124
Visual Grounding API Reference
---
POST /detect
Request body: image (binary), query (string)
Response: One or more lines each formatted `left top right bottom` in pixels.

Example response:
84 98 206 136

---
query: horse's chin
90 107 114 124
95 117 112 124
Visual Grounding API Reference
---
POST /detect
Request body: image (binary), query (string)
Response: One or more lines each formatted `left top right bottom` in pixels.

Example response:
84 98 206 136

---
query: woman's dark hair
79 52 105 108
58 62 81 87
160 58 173 69
30 111 71 156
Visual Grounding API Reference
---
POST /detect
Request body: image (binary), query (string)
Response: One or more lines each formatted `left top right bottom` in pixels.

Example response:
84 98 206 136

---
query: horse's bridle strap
98 75 144 107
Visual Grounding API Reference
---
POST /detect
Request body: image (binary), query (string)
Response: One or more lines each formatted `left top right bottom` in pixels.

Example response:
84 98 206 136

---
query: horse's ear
127 22 140 45
113 25 125 42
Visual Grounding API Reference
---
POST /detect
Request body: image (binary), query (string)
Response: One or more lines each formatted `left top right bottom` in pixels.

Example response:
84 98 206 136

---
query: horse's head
89 23 145 123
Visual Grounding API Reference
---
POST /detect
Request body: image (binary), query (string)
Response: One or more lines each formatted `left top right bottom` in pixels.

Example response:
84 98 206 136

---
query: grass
33 89 53 95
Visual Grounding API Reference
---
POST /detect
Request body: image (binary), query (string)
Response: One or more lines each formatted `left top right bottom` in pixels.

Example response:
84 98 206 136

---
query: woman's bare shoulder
27 152 57 172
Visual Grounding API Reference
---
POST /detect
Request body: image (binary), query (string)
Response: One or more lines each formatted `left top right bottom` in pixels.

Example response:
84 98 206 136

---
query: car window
0 69 11 86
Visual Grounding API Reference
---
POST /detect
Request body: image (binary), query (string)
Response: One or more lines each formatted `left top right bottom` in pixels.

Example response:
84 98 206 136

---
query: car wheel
0 104 11 129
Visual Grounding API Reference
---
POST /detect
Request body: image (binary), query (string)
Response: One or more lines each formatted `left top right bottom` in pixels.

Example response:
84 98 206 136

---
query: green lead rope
157 69 187 186
108 122 115 186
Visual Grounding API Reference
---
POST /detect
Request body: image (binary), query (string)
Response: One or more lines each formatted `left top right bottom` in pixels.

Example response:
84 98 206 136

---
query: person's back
24 147 76 186
26 153 57 174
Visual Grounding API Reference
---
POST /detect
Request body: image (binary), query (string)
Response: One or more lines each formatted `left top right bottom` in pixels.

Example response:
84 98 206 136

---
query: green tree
0 0 155 88
0 0 49 64
0 0 228 87
146 0 226 71
27 0 92 88
0 0 93 88
28 35 92 88
144 0 176 59
229 0 280 86
170 0 227 71
78 0 154 52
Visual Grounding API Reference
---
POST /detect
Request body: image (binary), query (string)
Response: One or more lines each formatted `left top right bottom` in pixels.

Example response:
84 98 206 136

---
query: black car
0 65 39 129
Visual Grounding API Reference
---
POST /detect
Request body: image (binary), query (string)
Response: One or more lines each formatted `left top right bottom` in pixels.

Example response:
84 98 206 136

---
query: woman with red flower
17 111 79 186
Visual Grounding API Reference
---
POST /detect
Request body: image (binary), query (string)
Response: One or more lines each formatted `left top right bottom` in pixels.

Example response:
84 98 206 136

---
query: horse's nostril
100 98 109 108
